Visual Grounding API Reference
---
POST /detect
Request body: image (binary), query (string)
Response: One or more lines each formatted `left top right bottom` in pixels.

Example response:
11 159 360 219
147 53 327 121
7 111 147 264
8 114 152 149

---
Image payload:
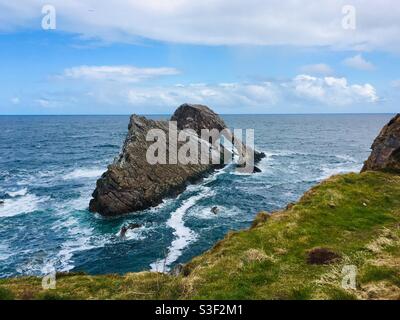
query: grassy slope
1 171 400 300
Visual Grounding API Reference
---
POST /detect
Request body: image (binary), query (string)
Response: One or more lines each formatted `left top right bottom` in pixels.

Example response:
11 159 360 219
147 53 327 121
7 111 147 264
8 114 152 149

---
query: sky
0 0 399 115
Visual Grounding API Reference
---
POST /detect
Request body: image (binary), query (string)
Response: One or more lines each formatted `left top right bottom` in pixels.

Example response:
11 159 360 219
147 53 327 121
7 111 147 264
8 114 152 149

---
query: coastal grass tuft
1 171 400 300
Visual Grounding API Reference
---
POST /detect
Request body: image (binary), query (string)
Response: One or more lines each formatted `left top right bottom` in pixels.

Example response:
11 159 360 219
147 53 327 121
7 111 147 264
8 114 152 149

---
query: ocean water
0 114 393 277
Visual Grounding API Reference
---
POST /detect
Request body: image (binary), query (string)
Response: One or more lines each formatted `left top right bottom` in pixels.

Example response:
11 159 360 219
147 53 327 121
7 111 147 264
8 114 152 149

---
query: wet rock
254 151 266 163
119 223 142 238
306 248 341 265
362 114 400 173
211 206 219 214
253 166 262 173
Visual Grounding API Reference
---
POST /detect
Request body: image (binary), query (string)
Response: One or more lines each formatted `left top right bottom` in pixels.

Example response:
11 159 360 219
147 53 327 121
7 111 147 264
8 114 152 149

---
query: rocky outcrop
362 114 400 173
89 104 265 216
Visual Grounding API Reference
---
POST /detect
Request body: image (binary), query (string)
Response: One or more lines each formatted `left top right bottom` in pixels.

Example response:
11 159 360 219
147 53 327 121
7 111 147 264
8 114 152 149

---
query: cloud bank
47 66 379 112
1 0 400 51
61 65 179 82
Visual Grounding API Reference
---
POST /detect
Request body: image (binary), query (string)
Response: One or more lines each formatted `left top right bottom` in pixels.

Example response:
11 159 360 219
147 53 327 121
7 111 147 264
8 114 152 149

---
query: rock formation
89 104 265 216
362 114 400 173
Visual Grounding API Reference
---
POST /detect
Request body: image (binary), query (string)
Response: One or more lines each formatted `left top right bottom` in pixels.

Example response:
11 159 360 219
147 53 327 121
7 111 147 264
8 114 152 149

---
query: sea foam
0 193 49 218
150 186 216 272
63 168 105 180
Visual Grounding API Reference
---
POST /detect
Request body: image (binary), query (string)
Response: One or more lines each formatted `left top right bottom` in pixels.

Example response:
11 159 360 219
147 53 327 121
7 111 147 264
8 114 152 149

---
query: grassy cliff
1 171 400 300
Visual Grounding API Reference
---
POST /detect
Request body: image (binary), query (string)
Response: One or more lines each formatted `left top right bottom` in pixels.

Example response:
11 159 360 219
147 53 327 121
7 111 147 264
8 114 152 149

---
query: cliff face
362 114 400 173
89 104 263 216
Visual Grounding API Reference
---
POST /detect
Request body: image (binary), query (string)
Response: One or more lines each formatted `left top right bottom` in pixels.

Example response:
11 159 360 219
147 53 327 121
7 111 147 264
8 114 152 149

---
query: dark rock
211 206 219 214
254 151 266 163
306 248 341 265
0 200 4 205
253 166 262 173
119 223 142 238
89 103 265 216
126 223 142 230
362 114 400 173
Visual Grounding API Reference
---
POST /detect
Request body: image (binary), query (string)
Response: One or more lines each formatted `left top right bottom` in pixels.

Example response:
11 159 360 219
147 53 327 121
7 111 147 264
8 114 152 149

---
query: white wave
57 224 110 272
188 205 241 220
0 193 49 218
318 164 361 181
51 216 78 231
203 167 226 184
6 188 28 197
149 198 174 212
63 168 105 180
150 187 214 272
116 225 147 241
335 154 357 162
49 194 110 272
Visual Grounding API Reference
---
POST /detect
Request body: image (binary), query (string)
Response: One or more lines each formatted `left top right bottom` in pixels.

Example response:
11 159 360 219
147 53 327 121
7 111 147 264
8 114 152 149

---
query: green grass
1 171 399 300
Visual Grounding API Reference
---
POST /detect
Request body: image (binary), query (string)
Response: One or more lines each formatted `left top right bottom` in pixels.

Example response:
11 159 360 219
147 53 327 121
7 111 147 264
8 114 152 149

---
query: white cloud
290 75 378 105
299 64 334 75
78 75 377 110
343 54 375 70
1 1 400 51
31 74 379 112
61 65 179 82
126 82 281 109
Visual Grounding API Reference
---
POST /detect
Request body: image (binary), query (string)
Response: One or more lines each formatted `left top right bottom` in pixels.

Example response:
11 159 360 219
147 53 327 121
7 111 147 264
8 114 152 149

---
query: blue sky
0 1 399 114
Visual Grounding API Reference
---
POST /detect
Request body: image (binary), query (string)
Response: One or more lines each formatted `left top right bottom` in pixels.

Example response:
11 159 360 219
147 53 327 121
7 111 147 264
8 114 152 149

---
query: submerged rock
211 206 219 214
89 104 265 216
362 114 400 173
252 166 262 173
119 223 142 238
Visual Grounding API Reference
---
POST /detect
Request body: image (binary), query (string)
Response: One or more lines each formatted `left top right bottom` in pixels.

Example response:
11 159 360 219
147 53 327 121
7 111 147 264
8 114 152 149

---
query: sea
0 114 393 277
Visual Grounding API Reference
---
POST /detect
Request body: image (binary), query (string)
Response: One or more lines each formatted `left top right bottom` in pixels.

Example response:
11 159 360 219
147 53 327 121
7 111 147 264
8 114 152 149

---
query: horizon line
0 112 396 116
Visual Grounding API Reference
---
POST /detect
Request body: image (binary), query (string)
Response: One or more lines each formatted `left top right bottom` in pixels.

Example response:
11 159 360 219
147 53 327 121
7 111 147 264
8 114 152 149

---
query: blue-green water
0 114 393 277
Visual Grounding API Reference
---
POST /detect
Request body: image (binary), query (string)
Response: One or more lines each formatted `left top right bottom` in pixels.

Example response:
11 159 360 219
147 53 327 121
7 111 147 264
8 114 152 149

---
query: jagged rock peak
362 114 400 173
171 103 227 135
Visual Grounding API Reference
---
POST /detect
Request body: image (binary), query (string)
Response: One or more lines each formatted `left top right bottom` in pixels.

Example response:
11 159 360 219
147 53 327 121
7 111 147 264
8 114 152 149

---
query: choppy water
0 114 393 277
